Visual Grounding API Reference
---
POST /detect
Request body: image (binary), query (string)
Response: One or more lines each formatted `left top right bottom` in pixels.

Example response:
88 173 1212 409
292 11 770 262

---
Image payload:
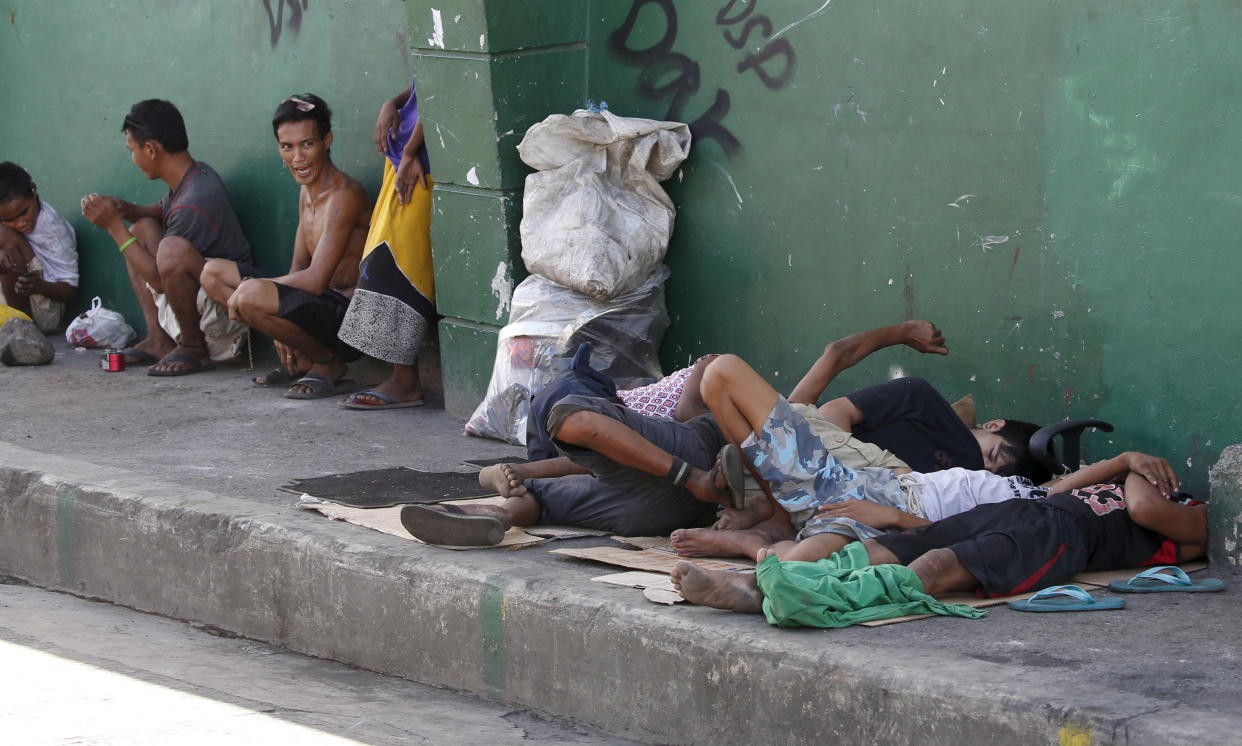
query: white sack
518 109 691 302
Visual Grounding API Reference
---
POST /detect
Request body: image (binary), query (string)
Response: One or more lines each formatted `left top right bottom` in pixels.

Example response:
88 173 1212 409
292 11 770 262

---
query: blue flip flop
1108 566 1225 594
1008 585 1126 612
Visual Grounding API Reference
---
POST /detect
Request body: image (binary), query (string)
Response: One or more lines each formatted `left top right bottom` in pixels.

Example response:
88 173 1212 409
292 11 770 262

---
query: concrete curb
1 441 1236 745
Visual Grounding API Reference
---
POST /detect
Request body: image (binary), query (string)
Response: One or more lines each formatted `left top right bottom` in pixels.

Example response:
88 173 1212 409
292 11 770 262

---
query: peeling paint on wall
428 8 445 48
490 262 513 321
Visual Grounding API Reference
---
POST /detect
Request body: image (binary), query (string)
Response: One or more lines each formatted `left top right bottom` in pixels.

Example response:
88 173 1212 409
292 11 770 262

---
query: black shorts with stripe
873 499 1090 597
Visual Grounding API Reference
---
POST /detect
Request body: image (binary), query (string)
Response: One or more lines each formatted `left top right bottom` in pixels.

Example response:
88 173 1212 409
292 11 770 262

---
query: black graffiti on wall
609 0 798 156
263 0 309 49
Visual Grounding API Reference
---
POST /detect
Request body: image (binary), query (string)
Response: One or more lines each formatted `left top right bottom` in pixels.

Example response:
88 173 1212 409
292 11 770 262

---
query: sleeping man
669 454 1205 627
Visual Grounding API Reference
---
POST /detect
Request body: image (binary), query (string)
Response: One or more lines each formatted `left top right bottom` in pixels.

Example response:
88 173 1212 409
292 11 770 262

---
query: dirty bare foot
670 528 766 559
670 562 763 613
478 463 528 498
712 493 774 531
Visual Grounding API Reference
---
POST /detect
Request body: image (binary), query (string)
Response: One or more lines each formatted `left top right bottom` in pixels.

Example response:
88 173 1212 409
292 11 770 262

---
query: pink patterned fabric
617 365 695 421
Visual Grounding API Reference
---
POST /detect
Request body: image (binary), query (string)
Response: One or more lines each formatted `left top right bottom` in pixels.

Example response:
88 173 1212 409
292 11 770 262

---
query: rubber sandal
399 504 506 546
713 444 746 510
1108 566 1225 593
253 366 297 387
147 352 215 377
1008 585 1126 612
340 389 427 410
283 372 338 400
119 347 159 366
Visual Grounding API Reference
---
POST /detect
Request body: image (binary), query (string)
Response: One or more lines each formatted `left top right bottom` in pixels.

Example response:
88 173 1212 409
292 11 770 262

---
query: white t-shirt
907 467 1045 522
25 199 78 286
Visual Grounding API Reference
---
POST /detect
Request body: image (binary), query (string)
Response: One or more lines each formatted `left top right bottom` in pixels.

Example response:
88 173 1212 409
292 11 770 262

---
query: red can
100 349 125 372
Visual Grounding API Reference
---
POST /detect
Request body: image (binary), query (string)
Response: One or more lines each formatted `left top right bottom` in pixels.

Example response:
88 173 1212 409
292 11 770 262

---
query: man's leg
230 279 346 390
123 218 177 361
147 234 210 373
400 457 591 546
671 504 798 558
199 258 241 308
698 354 781 445
671 538 980 615
552 408 736 507
477 458 589 498
671 354 719 421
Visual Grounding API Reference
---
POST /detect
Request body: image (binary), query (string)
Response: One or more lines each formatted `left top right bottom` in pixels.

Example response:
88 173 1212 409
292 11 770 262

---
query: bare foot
670 562 764 613
478 463 528 498
670 527 765 559
711 493 773 531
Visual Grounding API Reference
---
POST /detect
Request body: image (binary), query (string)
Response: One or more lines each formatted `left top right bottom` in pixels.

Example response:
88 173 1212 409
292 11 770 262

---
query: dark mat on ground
279 467 492 508
461 457 529 469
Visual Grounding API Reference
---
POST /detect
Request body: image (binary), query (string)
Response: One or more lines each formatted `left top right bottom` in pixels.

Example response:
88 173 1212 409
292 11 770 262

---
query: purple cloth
385 81 431 174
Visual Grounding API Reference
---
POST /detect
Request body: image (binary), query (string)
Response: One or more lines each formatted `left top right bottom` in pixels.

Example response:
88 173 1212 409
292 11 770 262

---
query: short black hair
272 93 332 139
992 419 1052 485
122 99 189 154
0 162 34 204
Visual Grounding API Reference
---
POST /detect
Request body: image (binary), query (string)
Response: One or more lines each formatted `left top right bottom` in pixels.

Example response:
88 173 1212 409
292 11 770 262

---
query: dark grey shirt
158 161 252 262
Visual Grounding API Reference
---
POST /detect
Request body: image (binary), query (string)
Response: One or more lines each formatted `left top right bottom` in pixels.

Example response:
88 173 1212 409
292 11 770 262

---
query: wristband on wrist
118 237 137 254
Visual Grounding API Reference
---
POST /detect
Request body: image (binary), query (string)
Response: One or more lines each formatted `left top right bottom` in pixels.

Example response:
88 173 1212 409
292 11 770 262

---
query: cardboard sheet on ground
299 495 605 550
280 467 492 508
551 546 753 574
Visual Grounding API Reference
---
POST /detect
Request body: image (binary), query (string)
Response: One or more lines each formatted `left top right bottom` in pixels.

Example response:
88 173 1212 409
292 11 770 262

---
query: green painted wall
586 1 1241 493
0 0 411 332
3 1 1237 492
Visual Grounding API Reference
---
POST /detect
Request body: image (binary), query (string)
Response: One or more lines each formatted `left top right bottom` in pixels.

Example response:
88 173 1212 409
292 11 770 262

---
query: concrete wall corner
1207 444 1242 573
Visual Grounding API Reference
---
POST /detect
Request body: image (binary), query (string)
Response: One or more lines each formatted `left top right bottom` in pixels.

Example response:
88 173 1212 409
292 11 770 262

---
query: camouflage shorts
741 396 906 541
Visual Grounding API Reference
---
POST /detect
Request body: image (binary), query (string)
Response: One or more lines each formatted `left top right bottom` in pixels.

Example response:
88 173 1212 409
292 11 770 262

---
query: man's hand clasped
80 193 126 231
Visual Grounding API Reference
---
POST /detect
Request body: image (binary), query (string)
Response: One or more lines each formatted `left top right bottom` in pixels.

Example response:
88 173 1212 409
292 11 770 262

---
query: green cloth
754 543 988 628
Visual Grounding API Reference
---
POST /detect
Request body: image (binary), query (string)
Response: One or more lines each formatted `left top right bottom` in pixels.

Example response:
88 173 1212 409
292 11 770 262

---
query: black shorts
273 283 362 362
233 262 275 281
873 500 1090 597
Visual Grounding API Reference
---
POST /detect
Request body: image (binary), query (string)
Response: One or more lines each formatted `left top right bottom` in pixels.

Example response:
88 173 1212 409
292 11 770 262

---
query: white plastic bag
465 268 671 445
153 286 247 362
518 109 691 302
65 296 136 349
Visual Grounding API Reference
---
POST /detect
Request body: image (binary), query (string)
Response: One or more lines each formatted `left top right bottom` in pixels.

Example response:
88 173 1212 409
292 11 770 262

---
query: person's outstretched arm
787 320 948 406
1046 451 1179 497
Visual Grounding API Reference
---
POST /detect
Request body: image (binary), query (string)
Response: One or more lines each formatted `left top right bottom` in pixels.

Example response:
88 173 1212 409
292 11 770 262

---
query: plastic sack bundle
517 109 691 302
465 268 671 445
65 296 136 349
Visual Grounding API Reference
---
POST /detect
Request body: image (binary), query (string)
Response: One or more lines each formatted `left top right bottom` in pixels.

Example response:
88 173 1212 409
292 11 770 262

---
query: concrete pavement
1 339 1240 745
